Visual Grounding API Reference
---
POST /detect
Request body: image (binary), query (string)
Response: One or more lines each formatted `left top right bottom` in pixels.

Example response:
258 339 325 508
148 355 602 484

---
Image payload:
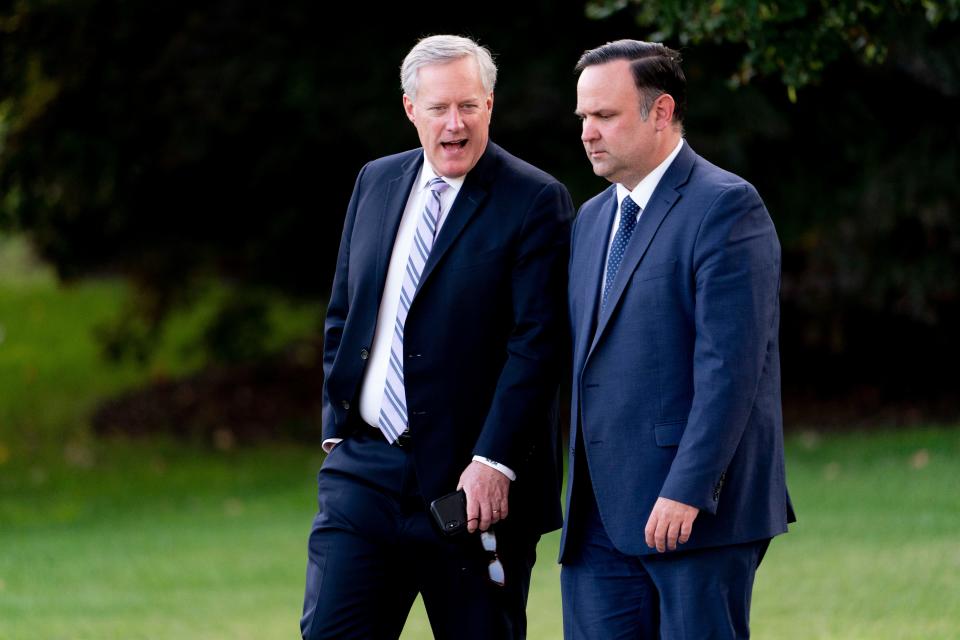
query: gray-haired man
299 35 572 639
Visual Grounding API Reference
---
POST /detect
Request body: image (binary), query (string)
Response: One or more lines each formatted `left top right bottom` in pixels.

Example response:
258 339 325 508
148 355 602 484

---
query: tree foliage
587 0 960 100
1 2 360 359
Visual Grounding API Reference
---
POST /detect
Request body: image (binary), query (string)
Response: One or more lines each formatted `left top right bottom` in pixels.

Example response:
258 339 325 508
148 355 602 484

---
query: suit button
360 348 369 360
341 400 350 410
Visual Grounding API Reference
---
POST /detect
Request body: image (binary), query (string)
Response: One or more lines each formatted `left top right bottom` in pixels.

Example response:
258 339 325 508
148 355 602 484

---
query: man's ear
653 93 676 130
403 94 416 124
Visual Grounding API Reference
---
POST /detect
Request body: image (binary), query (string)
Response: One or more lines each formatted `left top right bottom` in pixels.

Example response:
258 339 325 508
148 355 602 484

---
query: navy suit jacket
321 142 572 535
561 142 795 558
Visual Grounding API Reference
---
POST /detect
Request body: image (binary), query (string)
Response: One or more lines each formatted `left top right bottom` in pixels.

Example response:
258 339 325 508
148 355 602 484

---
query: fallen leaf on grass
910 449 930 470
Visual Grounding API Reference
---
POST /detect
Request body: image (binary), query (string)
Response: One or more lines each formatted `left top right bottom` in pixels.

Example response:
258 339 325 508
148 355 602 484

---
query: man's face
576 59 657 190
403 56 493 179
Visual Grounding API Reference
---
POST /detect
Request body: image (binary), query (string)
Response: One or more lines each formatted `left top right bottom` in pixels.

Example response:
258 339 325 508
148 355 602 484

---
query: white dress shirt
322 153 515 481
602 139 685 286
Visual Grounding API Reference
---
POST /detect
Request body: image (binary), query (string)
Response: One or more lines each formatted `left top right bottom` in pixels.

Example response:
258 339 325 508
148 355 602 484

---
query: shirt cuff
472 455 516 481
321 438 343 454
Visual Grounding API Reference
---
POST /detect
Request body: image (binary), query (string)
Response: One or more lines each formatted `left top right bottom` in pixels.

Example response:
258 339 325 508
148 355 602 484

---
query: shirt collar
616 138 684 211
419 152 465 195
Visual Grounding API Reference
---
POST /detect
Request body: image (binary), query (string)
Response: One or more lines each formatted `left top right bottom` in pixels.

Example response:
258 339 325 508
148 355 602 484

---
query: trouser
561 440 769 640
300 429 538 639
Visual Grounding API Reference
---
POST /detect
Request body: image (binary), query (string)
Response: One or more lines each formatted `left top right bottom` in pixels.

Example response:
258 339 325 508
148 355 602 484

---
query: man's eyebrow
575 108 611 117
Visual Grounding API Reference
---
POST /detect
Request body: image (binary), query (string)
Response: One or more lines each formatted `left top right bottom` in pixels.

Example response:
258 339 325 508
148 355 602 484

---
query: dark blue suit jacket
561 142 795 558
321 142 572 535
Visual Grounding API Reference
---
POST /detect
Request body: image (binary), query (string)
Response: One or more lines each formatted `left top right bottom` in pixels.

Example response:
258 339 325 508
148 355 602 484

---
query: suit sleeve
659 183 781 513
321 164 368 441
471 180 574 472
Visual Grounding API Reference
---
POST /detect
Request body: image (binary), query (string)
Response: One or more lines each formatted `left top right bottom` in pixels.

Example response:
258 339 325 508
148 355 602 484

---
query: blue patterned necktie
378 176 449 443
601 195 641 310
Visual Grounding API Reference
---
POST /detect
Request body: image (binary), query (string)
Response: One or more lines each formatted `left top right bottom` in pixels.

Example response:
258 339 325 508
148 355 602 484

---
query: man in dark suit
561 40 795 639
300 35 572 639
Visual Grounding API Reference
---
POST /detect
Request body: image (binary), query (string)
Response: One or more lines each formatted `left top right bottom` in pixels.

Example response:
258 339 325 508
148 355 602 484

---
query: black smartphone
429 489 468 536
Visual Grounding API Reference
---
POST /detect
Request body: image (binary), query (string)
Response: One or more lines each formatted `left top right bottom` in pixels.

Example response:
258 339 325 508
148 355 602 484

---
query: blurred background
1 1 958 638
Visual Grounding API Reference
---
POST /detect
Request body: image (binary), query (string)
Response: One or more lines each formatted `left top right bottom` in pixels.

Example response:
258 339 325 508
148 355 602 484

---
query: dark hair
575 40 686 124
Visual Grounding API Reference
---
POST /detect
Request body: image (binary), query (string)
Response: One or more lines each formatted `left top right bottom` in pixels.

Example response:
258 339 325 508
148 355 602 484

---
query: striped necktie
601 195 640 310
378 176 450 443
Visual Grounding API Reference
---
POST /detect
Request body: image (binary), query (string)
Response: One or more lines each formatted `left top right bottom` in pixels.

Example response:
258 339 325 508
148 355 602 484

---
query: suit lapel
417 143 499 289
572 188 617 375
371 152 423 305
589 143 696 355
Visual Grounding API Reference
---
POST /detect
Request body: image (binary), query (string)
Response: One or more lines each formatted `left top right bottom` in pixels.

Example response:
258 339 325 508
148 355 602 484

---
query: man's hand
457 461 511 533
644 497 699 552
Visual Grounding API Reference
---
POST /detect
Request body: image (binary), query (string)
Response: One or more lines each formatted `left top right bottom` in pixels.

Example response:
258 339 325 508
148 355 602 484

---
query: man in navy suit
300 35 572 639
561 40 795 639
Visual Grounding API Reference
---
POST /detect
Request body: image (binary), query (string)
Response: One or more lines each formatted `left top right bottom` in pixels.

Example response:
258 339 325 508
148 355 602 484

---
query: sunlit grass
751 427 960 639
0 429 958 639
0 440 323 640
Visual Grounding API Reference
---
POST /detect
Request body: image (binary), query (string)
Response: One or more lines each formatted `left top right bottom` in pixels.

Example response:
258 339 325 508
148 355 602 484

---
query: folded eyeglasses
480 530 505 587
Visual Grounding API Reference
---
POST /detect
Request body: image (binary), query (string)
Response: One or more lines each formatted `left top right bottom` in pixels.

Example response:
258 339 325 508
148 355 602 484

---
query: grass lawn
1 429 958 639
2 236 959 638
750 428 960 639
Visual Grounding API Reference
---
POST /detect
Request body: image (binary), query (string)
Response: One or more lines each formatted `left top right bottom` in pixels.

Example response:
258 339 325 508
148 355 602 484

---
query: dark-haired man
561 40 795 639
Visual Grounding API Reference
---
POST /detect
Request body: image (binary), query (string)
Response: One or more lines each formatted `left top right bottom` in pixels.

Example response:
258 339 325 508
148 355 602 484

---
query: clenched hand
457 461 511 533
644 497 699 552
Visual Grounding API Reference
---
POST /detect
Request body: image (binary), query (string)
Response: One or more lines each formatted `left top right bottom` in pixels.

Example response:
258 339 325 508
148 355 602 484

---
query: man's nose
445 109 464 130
581 119 598 142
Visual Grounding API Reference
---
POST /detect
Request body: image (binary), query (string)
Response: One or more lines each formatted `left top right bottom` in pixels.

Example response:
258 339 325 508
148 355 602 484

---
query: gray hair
400 35 497 101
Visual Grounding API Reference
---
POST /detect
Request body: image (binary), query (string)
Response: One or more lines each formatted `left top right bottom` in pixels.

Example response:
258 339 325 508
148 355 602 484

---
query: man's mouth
441 139 468 150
